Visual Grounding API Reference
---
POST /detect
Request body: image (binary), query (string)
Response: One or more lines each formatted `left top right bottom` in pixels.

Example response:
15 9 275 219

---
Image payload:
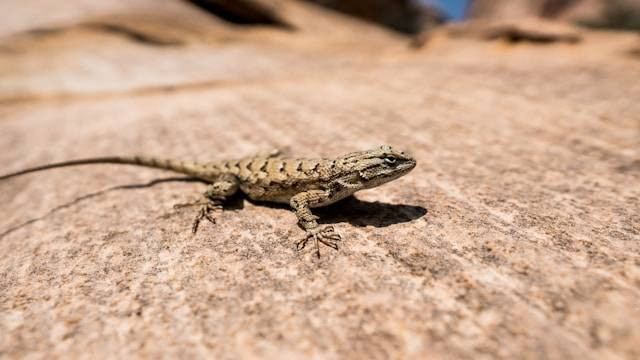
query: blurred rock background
468 0 640 30
0 1 638 359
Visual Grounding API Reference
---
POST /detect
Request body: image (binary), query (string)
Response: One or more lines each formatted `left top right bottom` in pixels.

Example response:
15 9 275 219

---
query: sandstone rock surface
1 1 639 359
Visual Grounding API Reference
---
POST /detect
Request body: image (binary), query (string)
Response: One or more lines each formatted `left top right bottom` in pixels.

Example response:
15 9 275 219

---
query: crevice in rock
84 23 185 46
185 0 294 30
483 26 581 44
444 23 582 45
301 0 446 34
23 23 184 47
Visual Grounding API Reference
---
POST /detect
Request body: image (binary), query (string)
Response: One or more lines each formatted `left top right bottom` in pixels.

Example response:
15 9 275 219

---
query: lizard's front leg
290 190 341 257
174 176 239 233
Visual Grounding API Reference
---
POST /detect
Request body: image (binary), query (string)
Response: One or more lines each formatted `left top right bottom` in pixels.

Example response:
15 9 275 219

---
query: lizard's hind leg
174 177 239 234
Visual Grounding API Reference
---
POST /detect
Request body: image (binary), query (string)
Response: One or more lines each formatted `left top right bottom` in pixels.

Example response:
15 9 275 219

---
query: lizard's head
341 145 416 189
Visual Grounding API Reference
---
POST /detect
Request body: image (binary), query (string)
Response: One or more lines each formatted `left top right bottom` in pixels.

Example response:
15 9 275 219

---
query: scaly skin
0 145 416 257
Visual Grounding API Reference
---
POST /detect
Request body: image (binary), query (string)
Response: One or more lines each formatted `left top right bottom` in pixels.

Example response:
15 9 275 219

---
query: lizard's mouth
391 158 416 177
401 159 417 172
359 158 417 188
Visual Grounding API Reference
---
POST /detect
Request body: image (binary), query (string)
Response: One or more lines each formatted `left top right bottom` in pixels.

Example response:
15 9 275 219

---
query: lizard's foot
174 200 223 233
296 226 342 258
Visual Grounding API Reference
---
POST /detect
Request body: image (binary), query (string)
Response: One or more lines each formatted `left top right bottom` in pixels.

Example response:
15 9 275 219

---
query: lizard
0 145 416 257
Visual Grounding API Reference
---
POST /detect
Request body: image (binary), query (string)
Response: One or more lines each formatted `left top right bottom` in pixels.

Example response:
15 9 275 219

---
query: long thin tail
0 156 219 181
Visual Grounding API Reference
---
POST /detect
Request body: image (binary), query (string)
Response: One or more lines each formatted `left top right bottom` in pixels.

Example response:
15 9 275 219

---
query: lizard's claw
191 202 223 234
174 200 223 234
296 226 342 258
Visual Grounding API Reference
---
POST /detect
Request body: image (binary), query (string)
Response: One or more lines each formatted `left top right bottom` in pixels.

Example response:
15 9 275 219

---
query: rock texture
1 1 639 359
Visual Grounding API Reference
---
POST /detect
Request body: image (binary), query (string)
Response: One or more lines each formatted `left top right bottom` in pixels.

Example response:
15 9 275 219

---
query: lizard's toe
188 201 223 234
296 226 342 257
317 226 341 250
295 235 311 251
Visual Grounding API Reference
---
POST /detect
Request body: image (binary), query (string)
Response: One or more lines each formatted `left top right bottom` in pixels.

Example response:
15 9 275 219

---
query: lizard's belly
241 183 355 208
240 183 307 204
240 181 351 206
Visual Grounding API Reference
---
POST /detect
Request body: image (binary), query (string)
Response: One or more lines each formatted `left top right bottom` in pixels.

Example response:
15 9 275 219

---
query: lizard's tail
0 156 219 181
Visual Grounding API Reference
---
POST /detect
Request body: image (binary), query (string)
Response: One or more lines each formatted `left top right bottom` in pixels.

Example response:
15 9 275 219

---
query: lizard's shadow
0 176 202 239
318 197 427 227
1 177 426 238
247 196 427 228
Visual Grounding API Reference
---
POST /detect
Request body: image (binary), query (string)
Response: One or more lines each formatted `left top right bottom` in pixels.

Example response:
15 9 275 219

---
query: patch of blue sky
418 0 469 21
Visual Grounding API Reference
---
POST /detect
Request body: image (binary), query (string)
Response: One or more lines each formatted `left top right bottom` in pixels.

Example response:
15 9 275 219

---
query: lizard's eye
384 156 397 165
